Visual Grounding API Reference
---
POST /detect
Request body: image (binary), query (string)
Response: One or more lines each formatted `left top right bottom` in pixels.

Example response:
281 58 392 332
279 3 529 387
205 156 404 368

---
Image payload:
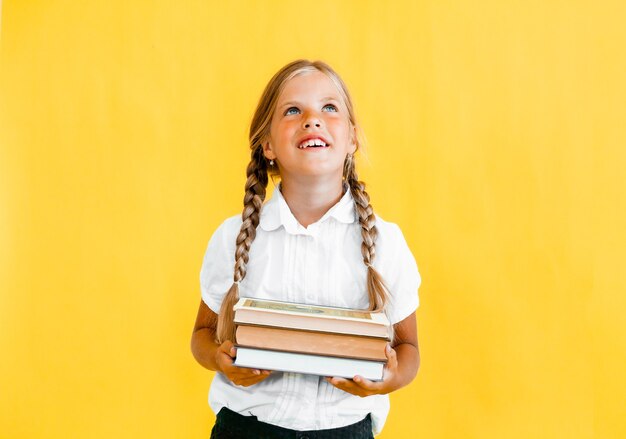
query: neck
279 175 345 228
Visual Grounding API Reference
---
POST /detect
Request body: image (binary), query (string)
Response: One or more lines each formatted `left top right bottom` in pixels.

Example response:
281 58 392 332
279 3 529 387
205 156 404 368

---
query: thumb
385 344 398 368
220 340 236 358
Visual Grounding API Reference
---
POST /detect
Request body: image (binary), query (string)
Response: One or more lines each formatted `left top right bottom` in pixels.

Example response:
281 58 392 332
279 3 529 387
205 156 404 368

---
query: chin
297 164 343 177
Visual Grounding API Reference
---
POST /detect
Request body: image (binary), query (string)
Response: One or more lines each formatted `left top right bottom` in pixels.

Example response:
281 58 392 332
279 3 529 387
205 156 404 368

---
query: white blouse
199 186 420 436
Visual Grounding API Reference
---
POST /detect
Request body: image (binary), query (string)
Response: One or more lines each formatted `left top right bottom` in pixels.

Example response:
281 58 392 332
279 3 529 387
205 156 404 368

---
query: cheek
328 120 351 140
272 120 298 139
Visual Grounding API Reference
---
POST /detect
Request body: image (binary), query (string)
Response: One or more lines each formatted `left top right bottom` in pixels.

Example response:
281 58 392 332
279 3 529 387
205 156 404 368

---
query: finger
225 369 260 384
217 350 235 367
352 375 379 390
325 376 348 390
326 377 369 397
327 376 349 386
385 344 398 369
218 340 236 357
327 377 352 392
233 367 271 375
229 364 262 375
233 371 273 387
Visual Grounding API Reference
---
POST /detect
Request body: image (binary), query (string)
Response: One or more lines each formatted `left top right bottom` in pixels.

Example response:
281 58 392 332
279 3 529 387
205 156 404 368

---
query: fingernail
354 376 360 382
253 370 260 375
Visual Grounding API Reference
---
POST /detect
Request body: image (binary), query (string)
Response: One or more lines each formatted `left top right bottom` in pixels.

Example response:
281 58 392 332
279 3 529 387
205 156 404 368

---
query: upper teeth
298 139 327 149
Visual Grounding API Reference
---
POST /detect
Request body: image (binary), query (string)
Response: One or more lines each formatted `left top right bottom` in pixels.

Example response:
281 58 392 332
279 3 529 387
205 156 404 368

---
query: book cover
234 297 389 324
233 347 385 381
236 325 388 362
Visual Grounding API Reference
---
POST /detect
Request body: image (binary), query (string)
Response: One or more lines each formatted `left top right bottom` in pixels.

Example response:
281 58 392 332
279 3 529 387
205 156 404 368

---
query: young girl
191 59 421 438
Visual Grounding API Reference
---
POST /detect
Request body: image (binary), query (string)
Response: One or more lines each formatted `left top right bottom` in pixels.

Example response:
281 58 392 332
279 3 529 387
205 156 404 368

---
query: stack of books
232 297 391 381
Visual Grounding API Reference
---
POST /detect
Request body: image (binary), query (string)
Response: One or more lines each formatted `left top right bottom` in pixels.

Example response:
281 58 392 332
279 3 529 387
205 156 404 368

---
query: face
263 70 356 181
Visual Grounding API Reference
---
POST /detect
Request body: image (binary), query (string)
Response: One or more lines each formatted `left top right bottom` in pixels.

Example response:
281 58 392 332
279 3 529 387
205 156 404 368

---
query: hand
325 343 398 397
215 340 272 387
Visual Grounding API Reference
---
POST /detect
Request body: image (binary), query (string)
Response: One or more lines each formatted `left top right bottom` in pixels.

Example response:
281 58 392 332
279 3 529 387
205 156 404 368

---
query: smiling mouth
298 138 329 149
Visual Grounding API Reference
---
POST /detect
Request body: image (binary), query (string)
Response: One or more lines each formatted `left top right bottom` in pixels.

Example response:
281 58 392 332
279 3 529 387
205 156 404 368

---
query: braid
216 147 268 344
344 154 391 320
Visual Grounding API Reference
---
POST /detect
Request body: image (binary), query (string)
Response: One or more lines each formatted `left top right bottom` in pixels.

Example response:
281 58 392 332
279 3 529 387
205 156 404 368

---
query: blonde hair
216 59 392 344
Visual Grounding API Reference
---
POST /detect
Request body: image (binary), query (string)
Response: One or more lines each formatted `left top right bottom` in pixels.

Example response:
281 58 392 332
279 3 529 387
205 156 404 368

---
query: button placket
305 233 318 303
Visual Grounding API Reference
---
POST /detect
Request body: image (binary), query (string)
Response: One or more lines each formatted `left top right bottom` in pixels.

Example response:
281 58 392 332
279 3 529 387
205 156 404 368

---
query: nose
302 110 322 129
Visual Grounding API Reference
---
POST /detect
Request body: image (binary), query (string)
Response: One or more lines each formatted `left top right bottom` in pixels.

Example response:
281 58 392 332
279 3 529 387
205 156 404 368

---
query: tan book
233 297 391 340
236 325 388 362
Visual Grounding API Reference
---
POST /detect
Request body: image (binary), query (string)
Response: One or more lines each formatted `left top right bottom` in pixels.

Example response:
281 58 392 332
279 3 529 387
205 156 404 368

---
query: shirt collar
259 183 356 234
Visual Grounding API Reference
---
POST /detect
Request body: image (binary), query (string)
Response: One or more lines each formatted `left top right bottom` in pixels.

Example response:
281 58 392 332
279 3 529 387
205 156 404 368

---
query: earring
269 159 274 166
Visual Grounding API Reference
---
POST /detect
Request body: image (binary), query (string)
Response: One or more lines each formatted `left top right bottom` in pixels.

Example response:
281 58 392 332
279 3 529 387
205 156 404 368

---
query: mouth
297 137 330 149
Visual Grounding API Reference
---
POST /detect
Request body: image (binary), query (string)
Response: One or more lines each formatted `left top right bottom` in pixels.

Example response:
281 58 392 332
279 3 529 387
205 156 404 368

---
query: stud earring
269 159 274 166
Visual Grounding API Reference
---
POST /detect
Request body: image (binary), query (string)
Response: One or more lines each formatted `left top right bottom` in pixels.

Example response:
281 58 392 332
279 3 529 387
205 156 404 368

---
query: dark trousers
210 407 374 439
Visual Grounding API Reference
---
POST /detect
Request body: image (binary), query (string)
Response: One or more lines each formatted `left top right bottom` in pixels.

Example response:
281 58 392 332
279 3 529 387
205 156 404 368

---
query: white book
234 347 385 382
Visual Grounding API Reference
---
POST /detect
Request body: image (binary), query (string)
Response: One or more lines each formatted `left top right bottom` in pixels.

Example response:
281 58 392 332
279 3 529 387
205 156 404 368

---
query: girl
191 59 421 438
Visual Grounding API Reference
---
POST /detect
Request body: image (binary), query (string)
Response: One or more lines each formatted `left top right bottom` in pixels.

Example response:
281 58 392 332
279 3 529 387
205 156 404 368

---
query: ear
348 126 358 154
262 138 276 160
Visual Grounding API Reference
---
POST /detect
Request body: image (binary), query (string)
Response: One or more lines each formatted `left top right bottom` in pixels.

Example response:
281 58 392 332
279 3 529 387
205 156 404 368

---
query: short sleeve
199 216 241 313
375 220 421 324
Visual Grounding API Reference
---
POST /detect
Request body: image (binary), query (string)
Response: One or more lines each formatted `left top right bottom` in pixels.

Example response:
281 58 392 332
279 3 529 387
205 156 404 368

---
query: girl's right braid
216 147 268 344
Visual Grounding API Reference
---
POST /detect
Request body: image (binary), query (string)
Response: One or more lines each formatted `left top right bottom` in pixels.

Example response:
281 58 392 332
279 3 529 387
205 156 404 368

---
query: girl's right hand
215 340 272 387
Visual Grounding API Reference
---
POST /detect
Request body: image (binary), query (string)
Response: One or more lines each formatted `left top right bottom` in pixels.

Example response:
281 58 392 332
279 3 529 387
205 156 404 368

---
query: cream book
233 297 391 340
234 347 385 381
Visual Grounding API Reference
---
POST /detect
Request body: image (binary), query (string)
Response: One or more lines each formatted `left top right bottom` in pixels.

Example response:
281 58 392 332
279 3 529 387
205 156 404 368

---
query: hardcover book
235 325 388 362
233 297 391 340
234 347 385 381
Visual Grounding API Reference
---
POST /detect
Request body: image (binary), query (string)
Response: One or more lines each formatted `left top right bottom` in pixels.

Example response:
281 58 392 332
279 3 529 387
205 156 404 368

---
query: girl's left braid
344 154 391 312
216 147 268 344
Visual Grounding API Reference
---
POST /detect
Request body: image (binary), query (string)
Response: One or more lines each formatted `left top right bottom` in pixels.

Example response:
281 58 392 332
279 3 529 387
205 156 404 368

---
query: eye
323 104 338 112
285 107 300 116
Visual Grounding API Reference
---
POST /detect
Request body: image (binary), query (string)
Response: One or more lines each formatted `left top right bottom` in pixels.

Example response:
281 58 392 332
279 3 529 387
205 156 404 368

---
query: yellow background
1 1 624 438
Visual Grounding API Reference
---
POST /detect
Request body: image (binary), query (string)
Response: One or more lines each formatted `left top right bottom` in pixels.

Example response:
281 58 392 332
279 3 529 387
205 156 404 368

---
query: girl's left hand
325 343 398 397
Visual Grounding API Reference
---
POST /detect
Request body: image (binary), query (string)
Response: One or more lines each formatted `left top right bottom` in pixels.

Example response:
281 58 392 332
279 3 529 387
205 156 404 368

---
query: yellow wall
1 1 624 437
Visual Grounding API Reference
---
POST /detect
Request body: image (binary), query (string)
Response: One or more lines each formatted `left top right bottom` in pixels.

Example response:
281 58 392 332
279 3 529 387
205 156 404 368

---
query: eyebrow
278 96 340 108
